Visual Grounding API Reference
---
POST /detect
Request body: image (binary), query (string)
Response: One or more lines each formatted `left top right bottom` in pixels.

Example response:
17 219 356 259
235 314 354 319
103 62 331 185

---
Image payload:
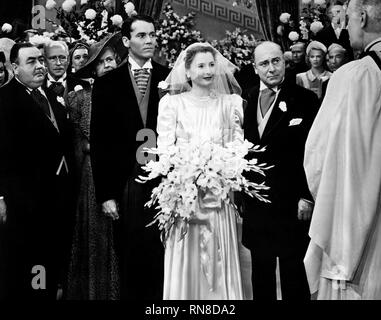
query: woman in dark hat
68 42 90 74
65 33 124 300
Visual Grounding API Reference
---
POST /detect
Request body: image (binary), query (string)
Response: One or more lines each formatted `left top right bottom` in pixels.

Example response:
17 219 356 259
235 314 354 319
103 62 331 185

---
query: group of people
1 0 381 300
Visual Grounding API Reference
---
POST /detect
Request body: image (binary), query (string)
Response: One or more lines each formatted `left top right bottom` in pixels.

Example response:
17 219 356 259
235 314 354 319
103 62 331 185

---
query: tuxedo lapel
146 65 160 129
126 64 145 128
45 89 68 133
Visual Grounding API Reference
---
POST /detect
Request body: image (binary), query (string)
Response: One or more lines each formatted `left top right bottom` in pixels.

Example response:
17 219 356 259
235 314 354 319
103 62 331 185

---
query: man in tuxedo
0 43 75 300
242 41 319 300
43 41 89 102
315 1 354 60
91 15 169 300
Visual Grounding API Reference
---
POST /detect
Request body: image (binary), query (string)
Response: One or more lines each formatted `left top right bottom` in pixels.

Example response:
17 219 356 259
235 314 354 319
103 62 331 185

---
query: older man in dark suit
91 15 169 300
43 41 90 105
242 41 319 300
0 43 75 300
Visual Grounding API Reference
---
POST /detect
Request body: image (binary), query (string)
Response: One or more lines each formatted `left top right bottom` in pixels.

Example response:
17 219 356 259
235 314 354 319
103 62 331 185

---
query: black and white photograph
1 0 381 308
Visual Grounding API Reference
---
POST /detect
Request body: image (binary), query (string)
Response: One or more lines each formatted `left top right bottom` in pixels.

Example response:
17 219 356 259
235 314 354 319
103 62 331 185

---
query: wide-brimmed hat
75 32 127 78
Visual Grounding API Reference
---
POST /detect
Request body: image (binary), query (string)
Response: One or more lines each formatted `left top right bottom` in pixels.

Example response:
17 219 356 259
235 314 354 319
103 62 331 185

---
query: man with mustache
0 43 75 300
91 15 169 300
242 41 319 300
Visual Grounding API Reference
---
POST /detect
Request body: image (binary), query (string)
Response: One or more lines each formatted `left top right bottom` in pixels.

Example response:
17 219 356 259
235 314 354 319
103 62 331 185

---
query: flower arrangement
155 3 203 68
137 139 271 242
277 0 329 47
45 0 131 44
211 28 257 68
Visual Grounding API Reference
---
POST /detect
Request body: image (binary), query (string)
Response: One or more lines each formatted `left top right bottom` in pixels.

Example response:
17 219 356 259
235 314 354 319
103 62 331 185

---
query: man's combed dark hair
121 14 155 39
10 42 36 64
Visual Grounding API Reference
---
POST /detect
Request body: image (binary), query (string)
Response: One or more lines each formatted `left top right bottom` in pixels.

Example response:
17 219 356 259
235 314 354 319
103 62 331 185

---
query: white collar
364 37 381 52
47 72 67 84
307 69 330 81
259 80 280 93
128 56 153 72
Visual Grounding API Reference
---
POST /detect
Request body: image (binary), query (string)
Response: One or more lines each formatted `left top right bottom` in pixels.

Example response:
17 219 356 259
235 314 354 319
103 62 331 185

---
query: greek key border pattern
172 0 261 33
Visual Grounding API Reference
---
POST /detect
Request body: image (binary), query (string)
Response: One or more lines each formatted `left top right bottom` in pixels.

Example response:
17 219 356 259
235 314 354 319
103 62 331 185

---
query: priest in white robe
303 0 381 300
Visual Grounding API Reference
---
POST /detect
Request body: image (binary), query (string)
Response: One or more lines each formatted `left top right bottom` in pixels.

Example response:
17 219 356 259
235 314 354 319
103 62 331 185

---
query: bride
156 42 251 300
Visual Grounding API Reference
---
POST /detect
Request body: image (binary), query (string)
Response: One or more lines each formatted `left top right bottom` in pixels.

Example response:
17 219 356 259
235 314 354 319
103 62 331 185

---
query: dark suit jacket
0 79 74 200
242 79 319 253
90 60 169 204
315 25 354 60
0 79 75 297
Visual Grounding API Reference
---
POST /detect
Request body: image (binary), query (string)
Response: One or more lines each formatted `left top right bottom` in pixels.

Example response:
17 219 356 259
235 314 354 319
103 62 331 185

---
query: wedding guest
286 42 309 82
90 15 170 300
65 34 121 300
157 42 250 300
0 42 75 300
327 43 349 72
296 41 332 101
284 51 293 70
43 41 87 100
242 41 319 300
315 1 354 60
68 42 89 74
304 0 381 300
322 43 349 98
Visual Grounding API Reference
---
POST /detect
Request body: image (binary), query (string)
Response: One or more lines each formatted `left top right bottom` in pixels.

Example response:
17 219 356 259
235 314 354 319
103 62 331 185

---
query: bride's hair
164 42 241 96
184 45 216 70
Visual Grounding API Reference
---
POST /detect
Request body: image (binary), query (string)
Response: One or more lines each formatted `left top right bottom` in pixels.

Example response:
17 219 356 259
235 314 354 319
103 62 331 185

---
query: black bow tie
49 81 65 96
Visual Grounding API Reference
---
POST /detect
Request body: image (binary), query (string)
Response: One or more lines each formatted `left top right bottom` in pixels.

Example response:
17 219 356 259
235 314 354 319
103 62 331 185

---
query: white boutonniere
158 81 169 90
57 96 65 106
279 101 287 112
74 85 84 92
289 118 303 126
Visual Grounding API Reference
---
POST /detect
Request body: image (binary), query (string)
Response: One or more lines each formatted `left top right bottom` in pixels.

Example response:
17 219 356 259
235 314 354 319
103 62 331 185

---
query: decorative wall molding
172 0 261 34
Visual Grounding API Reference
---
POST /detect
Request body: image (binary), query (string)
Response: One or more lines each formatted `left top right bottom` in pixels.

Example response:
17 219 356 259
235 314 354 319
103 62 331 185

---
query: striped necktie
133 68 150 96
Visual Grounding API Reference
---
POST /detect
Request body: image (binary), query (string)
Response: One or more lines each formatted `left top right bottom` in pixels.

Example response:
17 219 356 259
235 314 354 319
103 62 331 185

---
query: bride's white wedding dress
157 92 251 300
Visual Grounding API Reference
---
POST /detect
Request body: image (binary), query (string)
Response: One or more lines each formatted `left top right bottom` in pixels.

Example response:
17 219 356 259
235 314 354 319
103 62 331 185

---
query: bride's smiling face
186 52 216 89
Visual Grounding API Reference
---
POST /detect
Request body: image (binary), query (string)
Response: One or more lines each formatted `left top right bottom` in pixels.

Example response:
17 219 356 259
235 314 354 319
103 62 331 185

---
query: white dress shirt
47 72 67 88
128 56 153 74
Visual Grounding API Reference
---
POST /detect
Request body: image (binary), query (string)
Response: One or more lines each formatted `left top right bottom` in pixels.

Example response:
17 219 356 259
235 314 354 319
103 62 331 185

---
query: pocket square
289 118 303 126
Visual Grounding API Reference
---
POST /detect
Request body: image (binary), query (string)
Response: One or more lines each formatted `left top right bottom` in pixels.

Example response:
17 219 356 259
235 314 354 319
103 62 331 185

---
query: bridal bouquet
136 139 271 242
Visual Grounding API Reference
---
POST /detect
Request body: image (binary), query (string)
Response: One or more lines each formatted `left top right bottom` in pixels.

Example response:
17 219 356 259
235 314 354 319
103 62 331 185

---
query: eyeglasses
47 55 68 63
